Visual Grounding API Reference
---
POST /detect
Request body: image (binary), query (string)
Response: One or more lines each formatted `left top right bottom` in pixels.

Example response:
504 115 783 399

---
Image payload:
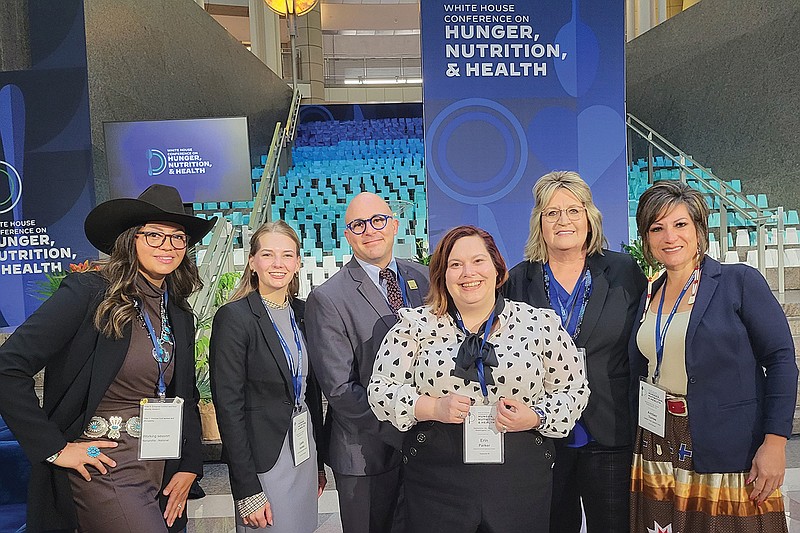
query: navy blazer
630 257 798 473
0 272 202 533
505 250 647 447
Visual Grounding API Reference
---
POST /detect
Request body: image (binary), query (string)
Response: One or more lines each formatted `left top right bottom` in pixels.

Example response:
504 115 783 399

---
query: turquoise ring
86 446 101 458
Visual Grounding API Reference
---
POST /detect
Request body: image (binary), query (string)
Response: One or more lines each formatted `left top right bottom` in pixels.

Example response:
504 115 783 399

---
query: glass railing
323 55 422 86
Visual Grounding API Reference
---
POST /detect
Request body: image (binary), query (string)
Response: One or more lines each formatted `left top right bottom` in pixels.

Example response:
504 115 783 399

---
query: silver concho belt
84 415 141 439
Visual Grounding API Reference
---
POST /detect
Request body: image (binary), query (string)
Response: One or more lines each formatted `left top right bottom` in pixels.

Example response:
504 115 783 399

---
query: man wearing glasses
306 192 429 533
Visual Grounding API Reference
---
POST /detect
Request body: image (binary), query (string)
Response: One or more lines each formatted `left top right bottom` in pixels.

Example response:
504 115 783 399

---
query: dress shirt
368 299 590 438
355 256 398 300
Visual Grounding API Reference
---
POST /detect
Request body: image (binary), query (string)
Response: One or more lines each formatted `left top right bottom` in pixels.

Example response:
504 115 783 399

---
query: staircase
627 114 798 292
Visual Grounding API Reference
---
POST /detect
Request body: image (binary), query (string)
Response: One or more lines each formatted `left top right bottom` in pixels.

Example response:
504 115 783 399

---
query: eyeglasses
346 214 393 235
541 205 586 223
136 231 189 249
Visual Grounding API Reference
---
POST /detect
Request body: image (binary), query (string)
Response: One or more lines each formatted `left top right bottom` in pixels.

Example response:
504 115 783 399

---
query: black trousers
333 466 403 533
549 441 632 533
402 421 555 533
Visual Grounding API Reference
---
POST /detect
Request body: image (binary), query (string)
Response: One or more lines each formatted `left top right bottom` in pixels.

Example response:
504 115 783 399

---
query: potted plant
194 272 240 442
622 238 662 279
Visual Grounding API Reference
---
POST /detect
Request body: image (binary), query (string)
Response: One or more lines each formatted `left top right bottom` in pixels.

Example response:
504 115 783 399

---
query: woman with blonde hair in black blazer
0 184 215 532
504 171 647 533
210 220 326 533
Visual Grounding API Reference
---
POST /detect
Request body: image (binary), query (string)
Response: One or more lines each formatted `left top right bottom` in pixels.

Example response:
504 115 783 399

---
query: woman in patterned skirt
369 225 589 533
630 180 797 532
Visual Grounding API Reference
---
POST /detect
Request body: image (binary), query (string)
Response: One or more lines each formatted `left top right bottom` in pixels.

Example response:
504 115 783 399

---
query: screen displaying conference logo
147 149 167 176
0 160 23 215
147 147 213 176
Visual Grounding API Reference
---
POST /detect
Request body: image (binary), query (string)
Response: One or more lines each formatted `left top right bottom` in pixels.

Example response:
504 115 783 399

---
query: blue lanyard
141 291 170 399
653 272 695 383
266 305 304 410
543 263 592 339
454 309 496 404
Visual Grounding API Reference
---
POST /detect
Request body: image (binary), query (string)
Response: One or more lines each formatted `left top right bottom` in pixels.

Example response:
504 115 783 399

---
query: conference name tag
138 397 184 460
291 409 311 466
463 404 504 464
638 381 666 438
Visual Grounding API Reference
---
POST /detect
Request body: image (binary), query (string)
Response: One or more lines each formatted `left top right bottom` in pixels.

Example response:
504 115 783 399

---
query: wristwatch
532 406 547 430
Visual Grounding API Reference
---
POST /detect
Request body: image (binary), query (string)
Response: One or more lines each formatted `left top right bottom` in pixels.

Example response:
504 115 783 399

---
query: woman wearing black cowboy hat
0 184 216 533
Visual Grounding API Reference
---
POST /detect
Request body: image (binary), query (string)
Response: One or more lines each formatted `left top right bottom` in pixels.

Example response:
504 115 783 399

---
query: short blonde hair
523 171 607 262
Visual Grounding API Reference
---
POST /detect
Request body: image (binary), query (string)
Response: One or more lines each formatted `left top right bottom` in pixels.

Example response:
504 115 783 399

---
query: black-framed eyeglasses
136 231 189 249
541 205 586 223
346 214 394 235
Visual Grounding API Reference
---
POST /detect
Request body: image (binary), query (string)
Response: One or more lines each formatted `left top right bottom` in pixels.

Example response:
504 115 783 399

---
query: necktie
379 268 404 315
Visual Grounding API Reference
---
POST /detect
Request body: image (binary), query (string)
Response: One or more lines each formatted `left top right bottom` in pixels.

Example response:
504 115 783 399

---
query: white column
249 0 283 76
625 0 636 41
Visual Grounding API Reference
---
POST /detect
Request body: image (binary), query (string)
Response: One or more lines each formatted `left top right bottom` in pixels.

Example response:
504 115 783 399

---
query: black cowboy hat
84 184 217 254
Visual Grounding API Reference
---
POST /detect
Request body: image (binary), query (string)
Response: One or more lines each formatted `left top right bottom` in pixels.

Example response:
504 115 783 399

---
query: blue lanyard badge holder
138 291 184 461
637 269 699 439
455 310 504 464
265 304 311 467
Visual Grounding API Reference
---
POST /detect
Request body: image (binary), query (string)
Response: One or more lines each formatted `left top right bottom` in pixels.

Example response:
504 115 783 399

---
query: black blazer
209 292 325 501
0 272 203 533
504 250 647 447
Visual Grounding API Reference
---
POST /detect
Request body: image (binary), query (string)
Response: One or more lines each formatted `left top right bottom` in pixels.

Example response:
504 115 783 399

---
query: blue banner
422 0 627 262
0 1 96 331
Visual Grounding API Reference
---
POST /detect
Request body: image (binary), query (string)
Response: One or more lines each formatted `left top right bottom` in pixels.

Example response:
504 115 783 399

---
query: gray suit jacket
305 257 429 476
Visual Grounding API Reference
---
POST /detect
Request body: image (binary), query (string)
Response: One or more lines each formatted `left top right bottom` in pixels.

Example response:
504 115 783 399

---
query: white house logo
147 149 167 176
0 160 23 215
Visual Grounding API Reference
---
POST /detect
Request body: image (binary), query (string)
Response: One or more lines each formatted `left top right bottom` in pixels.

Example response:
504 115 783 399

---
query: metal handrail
285 87 302 144
249 122 283 234
248 89 302 235
189 217 235 323
627 115 768 220
627 113 786 292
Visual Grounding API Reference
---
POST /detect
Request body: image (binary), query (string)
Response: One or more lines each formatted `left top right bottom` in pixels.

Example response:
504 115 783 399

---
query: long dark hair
93 225 203 339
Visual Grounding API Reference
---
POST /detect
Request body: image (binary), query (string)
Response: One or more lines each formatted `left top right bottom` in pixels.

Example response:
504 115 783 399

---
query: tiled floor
188 439 800 532
187 464 342 533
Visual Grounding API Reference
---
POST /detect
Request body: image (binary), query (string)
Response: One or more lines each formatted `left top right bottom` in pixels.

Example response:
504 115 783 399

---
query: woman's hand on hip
163 471 196 526
495 397 539 433
748 434 787 504
243 501 273 528
52 441 118 481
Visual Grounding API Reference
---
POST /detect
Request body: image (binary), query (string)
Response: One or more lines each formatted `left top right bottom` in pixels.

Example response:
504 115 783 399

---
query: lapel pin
407 280 418 290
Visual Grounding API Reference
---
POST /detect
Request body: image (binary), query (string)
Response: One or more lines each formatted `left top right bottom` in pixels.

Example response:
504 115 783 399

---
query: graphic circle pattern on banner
0 161 23 214
427 98 527 205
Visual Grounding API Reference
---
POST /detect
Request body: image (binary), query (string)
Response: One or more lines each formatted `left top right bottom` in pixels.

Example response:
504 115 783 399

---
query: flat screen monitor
103 116 252 203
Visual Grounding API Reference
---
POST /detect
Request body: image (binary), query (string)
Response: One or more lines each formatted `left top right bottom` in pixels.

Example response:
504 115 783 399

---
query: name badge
291 409 311 467
463 404 504 464
638 381 666 438
138 397 184 460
